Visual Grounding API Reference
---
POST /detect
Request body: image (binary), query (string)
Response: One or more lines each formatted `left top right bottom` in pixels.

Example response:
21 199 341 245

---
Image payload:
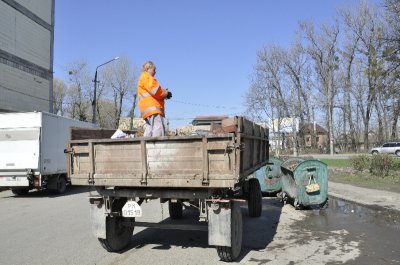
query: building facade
0 0 54 113
300 123 328 149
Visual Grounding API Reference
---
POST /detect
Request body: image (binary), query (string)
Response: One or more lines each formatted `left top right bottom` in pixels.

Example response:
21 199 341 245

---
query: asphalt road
0 187 399 265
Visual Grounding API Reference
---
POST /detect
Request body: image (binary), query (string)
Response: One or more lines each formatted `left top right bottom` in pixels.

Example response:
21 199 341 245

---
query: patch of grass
320 159 350 168
392 158 400 171
329 170 400 193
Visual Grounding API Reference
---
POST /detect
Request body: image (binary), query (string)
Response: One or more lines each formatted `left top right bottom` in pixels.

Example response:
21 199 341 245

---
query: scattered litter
111 129 135 139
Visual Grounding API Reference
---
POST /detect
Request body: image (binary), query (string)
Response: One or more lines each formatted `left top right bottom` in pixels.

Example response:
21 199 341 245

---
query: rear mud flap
208 203 231 247
90 199 106 239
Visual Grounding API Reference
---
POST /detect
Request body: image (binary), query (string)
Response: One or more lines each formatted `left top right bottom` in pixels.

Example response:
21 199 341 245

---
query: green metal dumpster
281 158 328 209
254 156 283 194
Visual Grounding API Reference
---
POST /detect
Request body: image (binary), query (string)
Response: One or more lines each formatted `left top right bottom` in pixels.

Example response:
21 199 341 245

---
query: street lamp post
92 57 119 124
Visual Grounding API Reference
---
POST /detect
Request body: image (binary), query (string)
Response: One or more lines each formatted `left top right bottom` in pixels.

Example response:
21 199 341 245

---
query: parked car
369 142 400 156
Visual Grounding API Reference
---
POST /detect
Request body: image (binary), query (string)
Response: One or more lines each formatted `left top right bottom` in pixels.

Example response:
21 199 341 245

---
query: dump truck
66 116 269 262
0 112 96 195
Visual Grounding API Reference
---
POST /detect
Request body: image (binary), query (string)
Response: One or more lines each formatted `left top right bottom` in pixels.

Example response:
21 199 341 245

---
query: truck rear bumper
0 176 29 187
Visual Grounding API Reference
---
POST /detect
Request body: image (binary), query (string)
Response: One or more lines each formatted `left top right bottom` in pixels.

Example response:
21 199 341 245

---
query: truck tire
11 188 29 196
248 178 262 217
98 216 133 252
56 176 67 194
396 150 400 157
217 203 243 262
169 201 183 219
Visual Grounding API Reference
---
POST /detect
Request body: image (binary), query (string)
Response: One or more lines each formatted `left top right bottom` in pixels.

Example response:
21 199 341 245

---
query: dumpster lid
281 157 305 172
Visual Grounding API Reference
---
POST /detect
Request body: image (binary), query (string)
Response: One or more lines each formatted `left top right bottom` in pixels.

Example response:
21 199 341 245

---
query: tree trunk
391 99 400 140
375 100 384 144
343 107 347 152
117 92 124 129
129 94 137 130
114 92 118 128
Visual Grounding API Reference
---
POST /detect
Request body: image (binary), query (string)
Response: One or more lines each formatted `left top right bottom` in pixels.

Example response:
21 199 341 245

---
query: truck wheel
372 151 378 155
11 188 29 196
56 176 67 194
396 150 400 157
98 216 133 252
169 201 183 219
248 178 262 217
217 203 243 262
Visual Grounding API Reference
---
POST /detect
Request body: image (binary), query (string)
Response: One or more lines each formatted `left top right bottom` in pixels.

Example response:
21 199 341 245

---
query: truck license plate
122 200 142 218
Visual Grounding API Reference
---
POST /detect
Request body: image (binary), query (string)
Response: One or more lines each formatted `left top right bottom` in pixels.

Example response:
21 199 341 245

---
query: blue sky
53 0 381 129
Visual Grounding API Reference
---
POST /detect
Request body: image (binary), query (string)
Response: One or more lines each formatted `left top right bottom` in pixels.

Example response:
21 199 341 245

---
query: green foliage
329 171 400 193
391 159 400 171
369 154 393 177
350 155 370 172
350 155 400 176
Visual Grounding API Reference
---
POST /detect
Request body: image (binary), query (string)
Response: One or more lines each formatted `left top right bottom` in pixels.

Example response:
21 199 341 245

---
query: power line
170 99 239 109
0 85 244 119
167 112 244 121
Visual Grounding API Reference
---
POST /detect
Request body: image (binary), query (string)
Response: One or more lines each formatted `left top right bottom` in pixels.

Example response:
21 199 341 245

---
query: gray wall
0 0 54 113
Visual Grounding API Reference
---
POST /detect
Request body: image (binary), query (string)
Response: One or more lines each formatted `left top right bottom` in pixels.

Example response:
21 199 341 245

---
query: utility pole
92 57 119 124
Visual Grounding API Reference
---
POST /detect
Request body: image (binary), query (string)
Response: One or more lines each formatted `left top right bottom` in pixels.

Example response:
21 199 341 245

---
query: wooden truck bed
67 117 269 189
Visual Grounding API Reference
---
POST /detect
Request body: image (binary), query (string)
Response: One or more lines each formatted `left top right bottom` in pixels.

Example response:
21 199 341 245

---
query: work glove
166 91 172 99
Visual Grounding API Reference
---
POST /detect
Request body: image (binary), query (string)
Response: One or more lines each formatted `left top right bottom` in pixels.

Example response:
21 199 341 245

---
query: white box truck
0 112 96 195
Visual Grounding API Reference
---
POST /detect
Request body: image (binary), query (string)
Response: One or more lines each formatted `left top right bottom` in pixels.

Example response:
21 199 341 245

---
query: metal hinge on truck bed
224 143 245 156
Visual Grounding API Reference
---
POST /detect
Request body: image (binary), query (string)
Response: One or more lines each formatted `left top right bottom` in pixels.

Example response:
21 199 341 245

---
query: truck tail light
33 176 40 187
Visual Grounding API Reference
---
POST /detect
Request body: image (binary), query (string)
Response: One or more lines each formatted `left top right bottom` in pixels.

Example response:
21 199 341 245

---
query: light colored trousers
143 114 165 137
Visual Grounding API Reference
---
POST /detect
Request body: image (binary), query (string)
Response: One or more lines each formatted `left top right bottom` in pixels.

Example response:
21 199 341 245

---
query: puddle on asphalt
294 197 400 264
307 197 400 230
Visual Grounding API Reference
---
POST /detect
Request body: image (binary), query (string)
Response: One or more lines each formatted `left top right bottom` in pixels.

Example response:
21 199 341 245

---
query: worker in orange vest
137 61 172 137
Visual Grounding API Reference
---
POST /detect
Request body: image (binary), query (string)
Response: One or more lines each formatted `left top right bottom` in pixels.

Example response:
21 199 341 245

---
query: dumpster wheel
216 203 243 262
294 199 303 210
319 198 328 209
281 192 288 205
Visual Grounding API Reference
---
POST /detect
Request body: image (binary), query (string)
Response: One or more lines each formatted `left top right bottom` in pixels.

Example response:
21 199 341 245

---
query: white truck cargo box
0 112 96 194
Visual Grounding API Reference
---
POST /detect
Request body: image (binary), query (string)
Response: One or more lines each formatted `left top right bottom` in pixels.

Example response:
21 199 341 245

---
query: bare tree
52 78 67 115
384 0 400 139
95 81 112 128
96 98 118 128
102 56 137 128
301 21 340 155
65 59 92 121
384 0 400 71
245 45 291 155
342 2 386 149
338 8 361 151
282 40 312 152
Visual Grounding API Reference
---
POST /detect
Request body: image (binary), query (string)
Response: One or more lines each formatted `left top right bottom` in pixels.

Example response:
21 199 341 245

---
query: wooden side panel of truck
68 117 269 189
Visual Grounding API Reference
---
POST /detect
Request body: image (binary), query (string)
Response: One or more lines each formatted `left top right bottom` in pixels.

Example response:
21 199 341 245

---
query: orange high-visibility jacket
137 71 167 119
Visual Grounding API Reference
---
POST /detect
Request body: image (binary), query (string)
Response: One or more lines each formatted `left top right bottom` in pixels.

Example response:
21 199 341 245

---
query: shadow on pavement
3 185 91 198
119 198 283 262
